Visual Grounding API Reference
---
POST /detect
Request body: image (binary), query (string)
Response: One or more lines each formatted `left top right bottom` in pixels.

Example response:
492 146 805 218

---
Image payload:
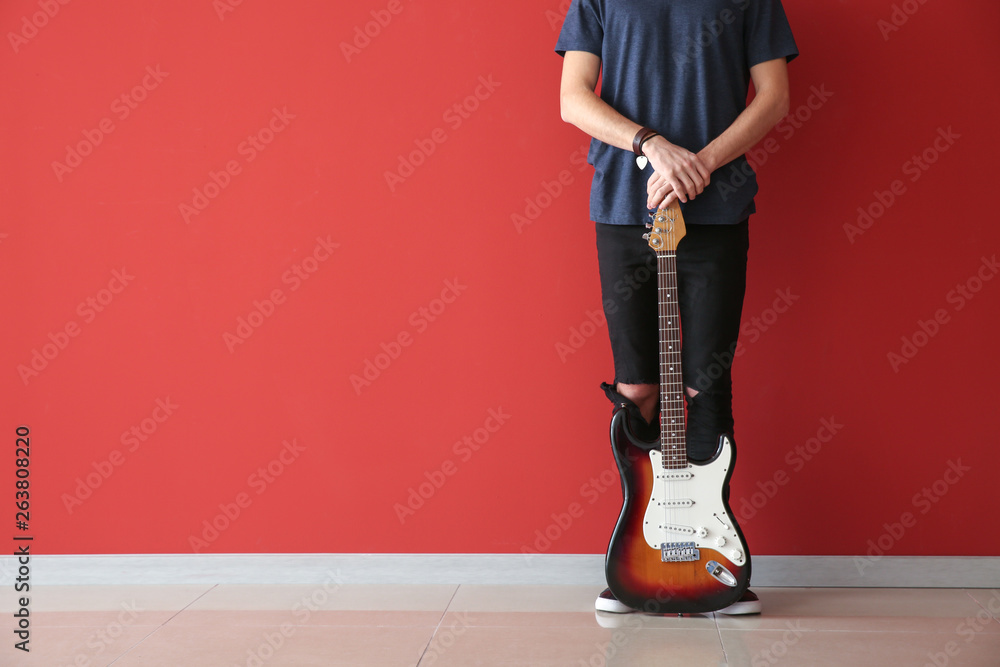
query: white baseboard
3 554 997 587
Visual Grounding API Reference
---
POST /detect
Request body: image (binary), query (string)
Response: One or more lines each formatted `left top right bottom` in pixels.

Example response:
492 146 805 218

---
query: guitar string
668 225 677 543
662 218 686 552
659 227 668 547
657 222 666 545
661 219 681 548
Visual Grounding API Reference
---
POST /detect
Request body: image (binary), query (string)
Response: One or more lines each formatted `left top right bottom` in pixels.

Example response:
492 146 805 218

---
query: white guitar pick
636 155 648 169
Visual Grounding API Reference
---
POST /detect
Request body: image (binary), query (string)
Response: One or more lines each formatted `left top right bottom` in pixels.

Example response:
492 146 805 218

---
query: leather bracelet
632 127 659 156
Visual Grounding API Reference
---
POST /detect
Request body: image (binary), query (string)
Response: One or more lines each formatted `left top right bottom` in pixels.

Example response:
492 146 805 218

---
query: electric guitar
604 203 751 614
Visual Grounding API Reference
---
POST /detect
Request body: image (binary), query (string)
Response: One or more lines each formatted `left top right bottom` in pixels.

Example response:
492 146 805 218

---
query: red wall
3 0 998 557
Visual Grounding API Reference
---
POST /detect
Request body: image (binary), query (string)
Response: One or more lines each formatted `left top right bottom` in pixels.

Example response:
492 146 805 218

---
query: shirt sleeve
555 0 604 58
744 0 799 68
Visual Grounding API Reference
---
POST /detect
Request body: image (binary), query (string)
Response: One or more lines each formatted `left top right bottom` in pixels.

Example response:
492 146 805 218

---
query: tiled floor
5 585 1000 666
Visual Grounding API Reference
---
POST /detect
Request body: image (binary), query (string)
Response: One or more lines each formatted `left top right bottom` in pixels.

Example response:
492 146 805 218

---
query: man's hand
560 50 714 210
643 136 713 210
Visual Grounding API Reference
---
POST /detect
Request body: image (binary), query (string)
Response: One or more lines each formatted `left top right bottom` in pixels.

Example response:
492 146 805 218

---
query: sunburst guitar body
604 203 751 614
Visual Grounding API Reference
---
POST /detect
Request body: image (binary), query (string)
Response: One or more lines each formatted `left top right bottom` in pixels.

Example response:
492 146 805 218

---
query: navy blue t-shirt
555 0 798 225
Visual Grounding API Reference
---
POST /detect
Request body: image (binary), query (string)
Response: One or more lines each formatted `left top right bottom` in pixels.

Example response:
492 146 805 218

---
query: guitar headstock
644 203 687 254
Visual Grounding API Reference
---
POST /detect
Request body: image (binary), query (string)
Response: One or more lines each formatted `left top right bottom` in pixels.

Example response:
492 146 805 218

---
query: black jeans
595 219 749 460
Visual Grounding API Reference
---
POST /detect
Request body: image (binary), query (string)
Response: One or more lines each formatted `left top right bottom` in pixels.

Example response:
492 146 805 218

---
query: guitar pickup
657 499 693 508
655 471 693 481
660 523 695 536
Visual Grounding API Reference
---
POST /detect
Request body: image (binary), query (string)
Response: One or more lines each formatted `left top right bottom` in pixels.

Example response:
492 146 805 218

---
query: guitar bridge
661 541 699 562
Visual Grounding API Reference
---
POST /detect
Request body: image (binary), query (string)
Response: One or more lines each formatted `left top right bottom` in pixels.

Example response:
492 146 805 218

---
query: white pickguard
641 436 746 567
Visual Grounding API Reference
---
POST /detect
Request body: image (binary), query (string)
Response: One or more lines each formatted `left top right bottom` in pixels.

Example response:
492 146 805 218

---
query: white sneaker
716 590 762 615
595 588 761 614
595 588 633 613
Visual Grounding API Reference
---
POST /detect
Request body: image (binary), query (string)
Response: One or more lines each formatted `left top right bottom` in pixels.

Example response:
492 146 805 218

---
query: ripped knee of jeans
600 381 659 441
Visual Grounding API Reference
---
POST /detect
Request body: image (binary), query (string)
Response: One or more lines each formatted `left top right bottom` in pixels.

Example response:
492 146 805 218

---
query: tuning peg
645 223 653 229
642 233 650 240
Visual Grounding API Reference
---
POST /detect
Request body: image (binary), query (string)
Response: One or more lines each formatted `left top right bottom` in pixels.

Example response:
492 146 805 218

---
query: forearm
561 85 711 207
698 85 790 173
560 88 643 154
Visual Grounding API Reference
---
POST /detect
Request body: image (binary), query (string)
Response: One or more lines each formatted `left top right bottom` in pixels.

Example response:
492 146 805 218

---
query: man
556 0 798 614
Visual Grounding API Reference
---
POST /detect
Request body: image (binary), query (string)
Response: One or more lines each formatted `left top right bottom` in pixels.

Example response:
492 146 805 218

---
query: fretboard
658 251 687 469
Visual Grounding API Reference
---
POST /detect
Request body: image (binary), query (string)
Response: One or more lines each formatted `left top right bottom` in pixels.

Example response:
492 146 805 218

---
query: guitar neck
658 250 687 469
643 203 688 470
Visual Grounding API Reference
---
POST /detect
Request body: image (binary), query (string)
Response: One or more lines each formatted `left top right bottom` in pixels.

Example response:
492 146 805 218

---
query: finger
647 188 661 210
690 155 712 185
670 173 697 203
648 182 674 209
686 171 706 196
648 182 668 209
681 161 707 194
647 173 665 196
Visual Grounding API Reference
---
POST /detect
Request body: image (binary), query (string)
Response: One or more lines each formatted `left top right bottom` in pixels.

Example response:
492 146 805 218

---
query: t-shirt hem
748 49 799 69
592 215 748 226
555 45 602 58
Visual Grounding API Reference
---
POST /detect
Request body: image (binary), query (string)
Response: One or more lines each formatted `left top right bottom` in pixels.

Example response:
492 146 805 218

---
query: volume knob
715 536 726 547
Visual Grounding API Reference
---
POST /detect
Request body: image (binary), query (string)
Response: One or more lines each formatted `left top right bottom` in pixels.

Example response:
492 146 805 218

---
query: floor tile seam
144 623 447 629
717 627 996 635
415 583 461 666
28 623 171 629
429 624 726 631
964 588 1000 620
106 584 221 665
713 612 730 664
